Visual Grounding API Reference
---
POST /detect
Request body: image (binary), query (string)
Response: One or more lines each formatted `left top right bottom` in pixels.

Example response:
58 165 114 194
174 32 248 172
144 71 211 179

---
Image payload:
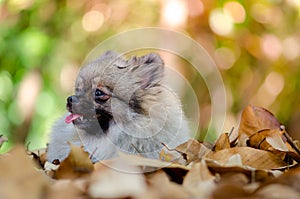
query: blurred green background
1 0 300 152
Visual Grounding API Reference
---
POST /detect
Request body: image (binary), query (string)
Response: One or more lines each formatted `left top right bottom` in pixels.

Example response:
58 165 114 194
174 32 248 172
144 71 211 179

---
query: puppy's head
65 51 164 135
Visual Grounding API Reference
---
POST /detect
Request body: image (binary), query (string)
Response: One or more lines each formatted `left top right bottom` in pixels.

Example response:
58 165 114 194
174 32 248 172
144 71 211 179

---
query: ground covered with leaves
1 105 300 199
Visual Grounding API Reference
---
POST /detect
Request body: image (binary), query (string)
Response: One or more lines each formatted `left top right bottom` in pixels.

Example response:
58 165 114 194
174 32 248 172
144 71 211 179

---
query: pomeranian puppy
47 51 189 162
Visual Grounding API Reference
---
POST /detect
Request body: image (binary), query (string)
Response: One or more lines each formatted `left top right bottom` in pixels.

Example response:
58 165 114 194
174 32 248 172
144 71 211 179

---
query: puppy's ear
99 50 120 60
132 53 164 89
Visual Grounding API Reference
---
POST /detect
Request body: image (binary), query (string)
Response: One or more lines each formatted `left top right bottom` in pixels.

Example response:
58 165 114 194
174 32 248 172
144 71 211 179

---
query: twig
282 125 300 155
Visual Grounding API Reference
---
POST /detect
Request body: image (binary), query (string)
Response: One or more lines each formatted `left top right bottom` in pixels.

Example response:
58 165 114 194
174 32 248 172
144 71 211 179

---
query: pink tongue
65 114 82 124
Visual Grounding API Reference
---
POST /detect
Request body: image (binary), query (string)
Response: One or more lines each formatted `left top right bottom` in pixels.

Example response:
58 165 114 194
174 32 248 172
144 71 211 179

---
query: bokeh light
17 71 42 119
282 36 300 60
209 8 234 36
161 0 188 27
187 0 204 17
214 47 237 70
261 34 282 61
8 0 33 11
251 3 272 24
82 10 104 32
224 1 246 24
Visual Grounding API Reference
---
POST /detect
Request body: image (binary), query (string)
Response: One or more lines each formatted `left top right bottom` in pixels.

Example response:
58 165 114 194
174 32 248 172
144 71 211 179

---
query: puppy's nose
66 95 78 112
67 96 73 104
67 95 79 104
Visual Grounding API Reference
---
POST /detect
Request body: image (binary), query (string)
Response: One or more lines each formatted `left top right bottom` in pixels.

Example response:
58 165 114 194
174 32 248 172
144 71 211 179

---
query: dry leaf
176 139 210 161
211 184 252 199
146 170 191 199
159 146 186 164
255 184 300 199
265 130 289 151
247 129 287 161
258 166 300 192
218 173 249 186
206 159 275 182
212 172 260 198
29 148 47 169
54 143 94 179
89 158 147 198
206 147 287 170
112 152 189 184
46 179 83 199
183 161 216 197
213 133 231 152
248 129 288 152
160 139 210 164
0 145 49 199
248 129 300 163
238 105 281 137
237 133 249 147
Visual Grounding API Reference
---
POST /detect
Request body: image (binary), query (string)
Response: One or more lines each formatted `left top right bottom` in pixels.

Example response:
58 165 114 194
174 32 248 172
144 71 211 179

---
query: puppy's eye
95 89 104 97
95 89 110 102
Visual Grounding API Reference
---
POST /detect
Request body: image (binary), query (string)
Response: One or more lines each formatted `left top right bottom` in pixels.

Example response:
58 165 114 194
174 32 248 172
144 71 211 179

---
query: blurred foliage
1 0 300 152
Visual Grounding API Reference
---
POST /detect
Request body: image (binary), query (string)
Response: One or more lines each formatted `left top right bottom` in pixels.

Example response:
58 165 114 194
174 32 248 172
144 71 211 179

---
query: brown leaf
248 129 288 151
254 167 300 198
159 146 186 164
265 129 288 151
206 159 276 182
146 170 191 199
218 173 249 186
247 129 286 157
255 184 300 199
89 158 147 198
46 179 83 199
104 152 189 184
54 143 94 179
237 133 249 147
211 184 252 199
0 145 50 199
238 105 281 137
213 133 231 152
258 166 300 192
29 148 47 169
248 129 300 162
160 139 210 164
183 161 216 197
206 147 287 170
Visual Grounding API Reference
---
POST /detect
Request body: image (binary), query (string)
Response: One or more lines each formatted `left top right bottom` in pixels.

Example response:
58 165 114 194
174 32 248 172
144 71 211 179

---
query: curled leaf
212 133 231 152
238 105 281 137
160 139 210 164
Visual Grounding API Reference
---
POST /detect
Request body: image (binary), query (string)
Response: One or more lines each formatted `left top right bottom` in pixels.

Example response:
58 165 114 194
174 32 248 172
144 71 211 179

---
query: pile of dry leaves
1 105 300 199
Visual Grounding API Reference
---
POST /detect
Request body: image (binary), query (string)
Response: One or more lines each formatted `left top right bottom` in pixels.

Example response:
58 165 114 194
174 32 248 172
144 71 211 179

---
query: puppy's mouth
65 112 101 124
65 113 83 124
64 113 98 124
65 110 112 133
